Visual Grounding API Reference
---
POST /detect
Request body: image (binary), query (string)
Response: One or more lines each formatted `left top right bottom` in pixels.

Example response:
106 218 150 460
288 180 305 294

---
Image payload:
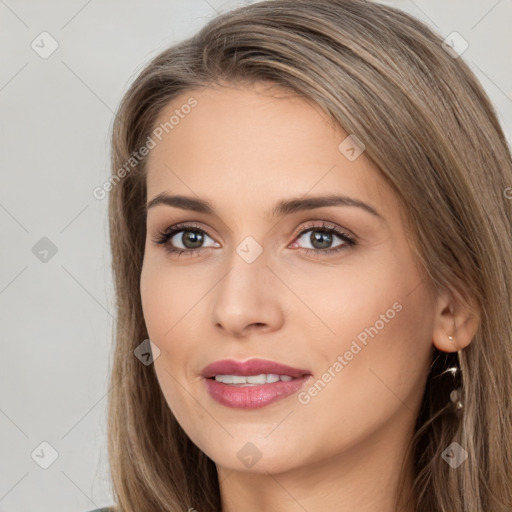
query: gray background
1 1 510 511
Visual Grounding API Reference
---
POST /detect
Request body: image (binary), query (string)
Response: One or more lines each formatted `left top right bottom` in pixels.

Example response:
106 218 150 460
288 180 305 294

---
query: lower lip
203 375 312 409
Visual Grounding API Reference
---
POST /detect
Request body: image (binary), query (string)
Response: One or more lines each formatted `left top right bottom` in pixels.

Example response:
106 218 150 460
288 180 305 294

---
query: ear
432 288 481 352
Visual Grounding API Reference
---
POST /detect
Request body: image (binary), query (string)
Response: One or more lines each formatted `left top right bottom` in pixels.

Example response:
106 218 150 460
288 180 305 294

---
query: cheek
139 258 197 407
140 255 204 342
281 246 411 341
300 271 434 441
140 264 171 345
140 255 212 388
140 260 203 425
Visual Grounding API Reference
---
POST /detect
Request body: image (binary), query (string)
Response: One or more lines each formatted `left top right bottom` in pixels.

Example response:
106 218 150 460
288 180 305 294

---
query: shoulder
84 508 115 512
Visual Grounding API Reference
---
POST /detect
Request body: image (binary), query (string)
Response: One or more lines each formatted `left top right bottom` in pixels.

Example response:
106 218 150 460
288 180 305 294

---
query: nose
210 250 285 338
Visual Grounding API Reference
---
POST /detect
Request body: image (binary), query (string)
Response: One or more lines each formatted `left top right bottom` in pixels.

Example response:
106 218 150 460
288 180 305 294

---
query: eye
152 222 219 257
291 220 356 257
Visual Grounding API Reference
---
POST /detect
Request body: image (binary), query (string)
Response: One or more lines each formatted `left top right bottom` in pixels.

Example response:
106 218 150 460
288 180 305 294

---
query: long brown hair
106 1 512 510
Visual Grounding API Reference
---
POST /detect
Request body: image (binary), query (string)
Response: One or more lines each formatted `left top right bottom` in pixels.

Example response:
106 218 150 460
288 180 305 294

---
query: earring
442 366 463 411
450 386 463 411
443 334 463 412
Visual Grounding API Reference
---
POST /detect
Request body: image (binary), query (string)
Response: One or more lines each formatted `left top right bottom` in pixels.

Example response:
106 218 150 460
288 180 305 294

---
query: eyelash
152 220 357 259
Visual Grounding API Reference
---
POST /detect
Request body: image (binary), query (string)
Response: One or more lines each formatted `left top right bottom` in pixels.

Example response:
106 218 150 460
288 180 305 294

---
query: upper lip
201 358 311 379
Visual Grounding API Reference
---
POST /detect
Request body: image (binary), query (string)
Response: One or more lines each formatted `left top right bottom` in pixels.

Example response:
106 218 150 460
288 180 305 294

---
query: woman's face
140 81 437 475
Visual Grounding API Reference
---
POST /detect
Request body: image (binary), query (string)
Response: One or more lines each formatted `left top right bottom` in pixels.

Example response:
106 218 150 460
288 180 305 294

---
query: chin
197 436 306 475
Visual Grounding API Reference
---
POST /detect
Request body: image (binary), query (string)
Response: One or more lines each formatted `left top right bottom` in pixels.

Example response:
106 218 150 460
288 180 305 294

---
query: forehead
144 82 391 218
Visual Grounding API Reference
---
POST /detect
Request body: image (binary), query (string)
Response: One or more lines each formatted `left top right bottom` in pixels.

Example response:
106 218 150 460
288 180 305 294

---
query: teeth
214 373 296 385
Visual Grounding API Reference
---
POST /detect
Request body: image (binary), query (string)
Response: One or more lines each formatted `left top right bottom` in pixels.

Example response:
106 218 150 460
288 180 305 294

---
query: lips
200 358 311 379
201 358 313 409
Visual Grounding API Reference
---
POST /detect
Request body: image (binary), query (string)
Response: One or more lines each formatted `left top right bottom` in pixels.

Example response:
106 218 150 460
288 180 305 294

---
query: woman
97 0 512 510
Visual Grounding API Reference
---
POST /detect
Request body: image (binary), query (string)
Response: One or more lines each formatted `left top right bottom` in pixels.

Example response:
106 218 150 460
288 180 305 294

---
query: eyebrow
145 193 384 220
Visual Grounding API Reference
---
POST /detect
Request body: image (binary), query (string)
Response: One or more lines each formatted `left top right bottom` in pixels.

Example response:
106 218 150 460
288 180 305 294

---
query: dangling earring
450 386 463 411
443 335 463 412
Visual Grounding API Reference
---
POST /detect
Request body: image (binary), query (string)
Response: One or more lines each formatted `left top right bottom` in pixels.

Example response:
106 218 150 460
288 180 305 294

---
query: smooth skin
140 81 479 512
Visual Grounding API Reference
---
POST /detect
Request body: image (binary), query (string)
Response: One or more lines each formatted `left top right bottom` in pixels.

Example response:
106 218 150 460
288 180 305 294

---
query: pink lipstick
201 358 312 409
